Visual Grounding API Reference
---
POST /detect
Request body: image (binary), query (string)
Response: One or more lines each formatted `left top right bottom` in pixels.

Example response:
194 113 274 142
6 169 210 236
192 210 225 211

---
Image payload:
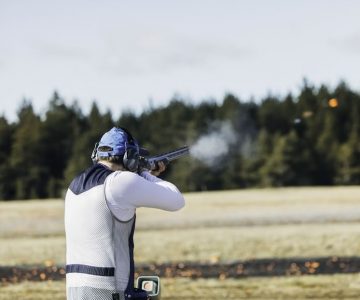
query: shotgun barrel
139 146 189 171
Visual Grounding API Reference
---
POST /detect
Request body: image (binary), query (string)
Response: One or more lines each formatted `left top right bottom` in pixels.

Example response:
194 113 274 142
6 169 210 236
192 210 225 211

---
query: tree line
0 81 359 200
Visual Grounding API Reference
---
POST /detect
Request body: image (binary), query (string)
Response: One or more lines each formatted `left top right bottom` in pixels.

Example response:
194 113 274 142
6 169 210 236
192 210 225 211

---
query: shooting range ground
1 274 360 299
1 186 360 299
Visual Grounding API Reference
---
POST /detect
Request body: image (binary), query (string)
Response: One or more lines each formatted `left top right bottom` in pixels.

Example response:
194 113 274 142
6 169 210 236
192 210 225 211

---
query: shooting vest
65 164 137 300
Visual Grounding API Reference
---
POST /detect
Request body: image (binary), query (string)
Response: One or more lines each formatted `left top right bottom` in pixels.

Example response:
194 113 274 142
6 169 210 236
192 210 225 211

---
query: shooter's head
92 127 147 172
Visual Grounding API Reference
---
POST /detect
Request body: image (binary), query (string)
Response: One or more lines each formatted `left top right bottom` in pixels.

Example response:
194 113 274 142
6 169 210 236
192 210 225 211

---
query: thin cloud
34 41 90 61
97 30 253 77
331 32 360 54
159 35 252 68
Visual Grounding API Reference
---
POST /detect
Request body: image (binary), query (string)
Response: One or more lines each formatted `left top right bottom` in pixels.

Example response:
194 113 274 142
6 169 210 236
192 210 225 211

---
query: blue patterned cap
97 127 148 158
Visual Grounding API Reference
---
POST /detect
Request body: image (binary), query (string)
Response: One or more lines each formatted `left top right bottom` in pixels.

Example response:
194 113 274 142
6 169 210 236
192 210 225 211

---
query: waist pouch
113 288 148 300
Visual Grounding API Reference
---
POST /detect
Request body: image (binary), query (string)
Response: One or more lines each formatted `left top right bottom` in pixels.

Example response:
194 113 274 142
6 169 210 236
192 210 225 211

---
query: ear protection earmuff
91 142 99 163
123 147 139 172
119 127 140 172
91 127 140 172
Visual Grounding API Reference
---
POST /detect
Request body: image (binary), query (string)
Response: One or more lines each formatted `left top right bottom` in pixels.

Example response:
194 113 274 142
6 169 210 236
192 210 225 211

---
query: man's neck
98 161 125 171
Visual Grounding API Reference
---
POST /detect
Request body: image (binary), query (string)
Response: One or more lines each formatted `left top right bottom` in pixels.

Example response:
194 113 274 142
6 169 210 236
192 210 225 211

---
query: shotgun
139 146 189 171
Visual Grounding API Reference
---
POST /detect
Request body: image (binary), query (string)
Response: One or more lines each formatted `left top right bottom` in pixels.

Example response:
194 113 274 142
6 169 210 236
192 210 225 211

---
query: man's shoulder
105 169 144 185
69 164 114 195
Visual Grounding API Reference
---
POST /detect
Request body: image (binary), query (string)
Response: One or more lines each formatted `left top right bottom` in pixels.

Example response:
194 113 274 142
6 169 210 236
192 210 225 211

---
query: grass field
1 275 360 300
1 186 360 299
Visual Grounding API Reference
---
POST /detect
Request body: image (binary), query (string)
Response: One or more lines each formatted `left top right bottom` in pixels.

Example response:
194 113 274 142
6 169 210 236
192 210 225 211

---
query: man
65 127 185 300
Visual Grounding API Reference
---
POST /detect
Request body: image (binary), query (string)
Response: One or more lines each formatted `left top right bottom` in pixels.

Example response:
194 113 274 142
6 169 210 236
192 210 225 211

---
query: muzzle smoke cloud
190 121 237 167
189 116 257 168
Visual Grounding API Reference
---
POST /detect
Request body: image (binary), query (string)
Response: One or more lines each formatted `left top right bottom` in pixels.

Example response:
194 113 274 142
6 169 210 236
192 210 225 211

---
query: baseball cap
96 127 148 158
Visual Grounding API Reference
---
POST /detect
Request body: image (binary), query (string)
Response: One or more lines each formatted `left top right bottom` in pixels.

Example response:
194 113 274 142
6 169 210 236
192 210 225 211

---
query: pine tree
314 110 339 185
260 131 312 186
0 116 15 200
336 110 360 184
64 102 114 186
10 101 45 199
39 92 85 197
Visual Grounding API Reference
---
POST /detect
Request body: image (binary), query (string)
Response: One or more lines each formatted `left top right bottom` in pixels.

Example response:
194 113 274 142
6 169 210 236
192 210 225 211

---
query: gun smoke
190 118 257 168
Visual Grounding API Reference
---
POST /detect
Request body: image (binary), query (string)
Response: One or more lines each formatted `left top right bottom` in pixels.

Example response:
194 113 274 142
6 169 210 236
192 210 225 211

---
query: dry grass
0 281 65 300
0 199 64 238
2 223 360 266
162 274 360 300
134 223 360 264
136 186 360 230
2 187 360 299
1 186 360 266
0 237 65 266
2 186 360 237
2 274 360 300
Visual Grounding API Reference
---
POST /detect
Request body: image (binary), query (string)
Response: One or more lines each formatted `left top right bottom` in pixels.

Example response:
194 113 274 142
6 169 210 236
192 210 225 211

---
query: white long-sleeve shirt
65 163 184 300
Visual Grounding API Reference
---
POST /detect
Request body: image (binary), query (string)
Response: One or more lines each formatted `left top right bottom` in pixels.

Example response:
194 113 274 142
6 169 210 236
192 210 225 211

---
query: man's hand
150 161 166 176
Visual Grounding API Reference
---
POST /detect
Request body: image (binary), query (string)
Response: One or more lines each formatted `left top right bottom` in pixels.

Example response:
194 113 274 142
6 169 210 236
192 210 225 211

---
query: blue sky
0 0 359 121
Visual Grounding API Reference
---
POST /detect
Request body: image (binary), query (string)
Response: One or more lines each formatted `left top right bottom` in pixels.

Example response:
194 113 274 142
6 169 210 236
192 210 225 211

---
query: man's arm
104 170 185 221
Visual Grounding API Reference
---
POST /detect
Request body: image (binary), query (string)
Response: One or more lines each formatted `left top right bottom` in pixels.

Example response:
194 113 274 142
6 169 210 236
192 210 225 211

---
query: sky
0 0 359 121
